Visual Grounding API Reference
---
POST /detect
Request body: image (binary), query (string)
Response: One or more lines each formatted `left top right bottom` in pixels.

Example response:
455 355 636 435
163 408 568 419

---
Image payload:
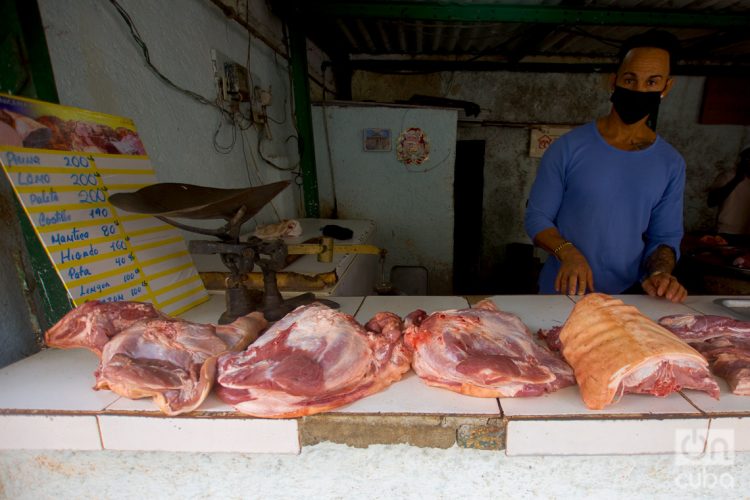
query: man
707 143 750 238
524 30 687 302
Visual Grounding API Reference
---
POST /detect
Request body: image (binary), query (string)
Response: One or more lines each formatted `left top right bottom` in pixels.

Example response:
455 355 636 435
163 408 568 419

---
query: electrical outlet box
224 62 250 101
251 86 270 124
210 49 250 105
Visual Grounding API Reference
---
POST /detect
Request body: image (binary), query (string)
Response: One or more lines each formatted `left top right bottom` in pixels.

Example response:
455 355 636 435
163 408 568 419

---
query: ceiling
276 1 750 75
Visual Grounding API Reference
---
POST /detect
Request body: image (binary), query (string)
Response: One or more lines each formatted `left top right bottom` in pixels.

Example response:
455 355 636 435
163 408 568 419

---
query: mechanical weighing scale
109 180 385 323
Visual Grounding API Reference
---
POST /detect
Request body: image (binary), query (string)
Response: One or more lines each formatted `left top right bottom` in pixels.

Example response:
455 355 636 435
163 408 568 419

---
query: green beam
302 2 750 28
16 0 58 102
288 22 320 218
5 0 70 328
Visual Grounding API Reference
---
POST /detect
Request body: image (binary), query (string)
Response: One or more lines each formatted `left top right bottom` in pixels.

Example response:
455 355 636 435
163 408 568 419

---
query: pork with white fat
559 294 720 409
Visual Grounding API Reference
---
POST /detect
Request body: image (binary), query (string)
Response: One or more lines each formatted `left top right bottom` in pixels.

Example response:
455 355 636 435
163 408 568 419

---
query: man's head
612 30 680 94
609 31 680 125
616 30 680 75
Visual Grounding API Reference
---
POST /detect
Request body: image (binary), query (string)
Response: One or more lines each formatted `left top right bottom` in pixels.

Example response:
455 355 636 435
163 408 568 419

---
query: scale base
219 287 339 324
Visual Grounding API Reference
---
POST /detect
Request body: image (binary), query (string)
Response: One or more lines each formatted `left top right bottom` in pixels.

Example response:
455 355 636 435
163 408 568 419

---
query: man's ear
608 73 617 91
661 77 675 98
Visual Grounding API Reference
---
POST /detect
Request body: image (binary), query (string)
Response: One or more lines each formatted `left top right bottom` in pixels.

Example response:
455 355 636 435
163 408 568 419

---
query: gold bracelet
552 240 573 256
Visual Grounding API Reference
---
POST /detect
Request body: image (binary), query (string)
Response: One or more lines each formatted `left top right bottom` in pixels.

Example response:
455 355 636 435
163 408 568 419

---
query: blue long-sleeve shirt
524 121 686 294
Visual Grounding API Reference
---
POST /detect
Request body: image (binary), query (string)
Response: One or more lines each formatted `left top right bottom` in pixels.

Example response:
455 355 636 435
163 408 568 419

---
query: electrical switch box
223 62 250 101
211 49 250 105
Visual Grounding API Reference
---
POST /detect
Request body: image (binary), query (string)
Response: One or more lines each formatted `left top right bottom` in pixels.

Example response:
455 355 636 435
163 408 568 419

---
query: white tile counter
491 295 719 455
0 293 747 456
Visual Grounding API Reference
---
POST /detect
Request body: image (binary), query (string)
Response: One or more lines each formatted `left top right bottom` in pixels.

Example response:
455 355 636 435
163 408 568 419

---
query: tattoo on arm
645 245 676 276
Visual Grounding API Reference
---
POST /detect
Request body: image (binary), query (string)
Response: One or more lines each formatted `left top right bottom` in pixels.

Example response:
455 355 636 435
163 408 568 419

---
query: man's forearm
645 244 676 276
533 227 568 257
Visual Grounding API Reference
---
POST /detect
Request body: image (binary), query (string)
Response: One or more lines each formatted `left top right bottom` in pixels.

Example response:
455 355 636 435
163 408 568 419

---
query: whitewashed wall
312 104 457 294
37 0 302 227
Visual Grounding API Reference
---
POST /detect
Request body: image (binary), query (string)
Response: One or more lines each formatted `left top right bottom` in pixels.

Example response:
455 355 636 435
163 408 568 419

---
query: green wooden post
288 18 320 218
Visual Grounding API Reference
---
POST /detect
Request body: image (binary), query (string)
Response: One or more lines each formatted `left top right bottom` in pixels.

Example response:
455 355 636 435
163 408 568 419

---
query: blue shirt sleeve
641 156 686 271
524 139 566 241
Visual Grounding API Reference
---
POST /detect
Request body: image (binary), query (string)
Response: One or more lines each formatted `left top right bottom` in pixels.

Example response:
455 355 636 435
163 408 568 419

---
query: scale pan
108 180 290 221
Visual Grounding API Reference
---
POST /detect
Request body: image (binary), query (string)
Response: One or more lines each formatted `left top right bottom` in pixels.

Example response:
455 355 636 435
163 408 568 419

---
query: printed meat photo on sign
45 300 267 415
403 299 575 397
659 314 750 395
215 303 411 418
559 294 720 409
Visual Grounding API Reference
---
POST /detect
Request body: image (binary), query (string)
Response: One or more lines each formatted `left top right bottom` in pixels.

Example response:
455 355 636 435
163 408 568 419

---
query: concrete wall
353 70 750 286
37 0 301 224
1 442 748 498
312 104 458 294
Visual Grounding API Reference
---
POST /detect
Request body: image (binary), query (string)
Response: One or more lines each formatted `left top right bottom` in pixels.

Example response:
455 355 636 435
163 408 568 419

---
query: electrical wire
264 46 289 125
108 0 229 116
404 149 453 174
110 0 251 158
212 108 238 154
257 133 300 171
239 126 282 222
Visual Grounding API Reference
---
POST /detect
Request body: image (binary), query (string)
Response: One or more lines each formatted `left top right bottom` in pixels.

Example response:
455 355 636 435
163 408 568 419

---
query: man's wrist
552 240 573 259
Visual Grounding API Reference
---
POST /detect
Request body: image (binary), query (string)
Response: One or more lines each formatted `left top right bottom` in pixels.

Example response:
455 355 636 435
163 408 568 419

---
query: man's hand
641 273 687 302
555 245 594 295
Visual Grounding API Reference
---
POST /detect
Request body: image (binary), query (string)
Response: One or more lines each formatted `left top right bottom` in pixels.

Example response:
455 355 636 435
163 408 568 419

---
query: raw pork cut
403 300 574 397
659 314 750 395
559 294 719 409
45 301 166 355
216 303 411 418
538 326 563 352
45 301 266 415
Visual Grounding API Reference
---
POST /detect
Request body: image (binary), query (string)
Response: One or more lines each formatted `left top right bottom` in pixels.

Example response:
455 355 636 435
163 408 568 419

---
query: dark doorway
453 140 485 294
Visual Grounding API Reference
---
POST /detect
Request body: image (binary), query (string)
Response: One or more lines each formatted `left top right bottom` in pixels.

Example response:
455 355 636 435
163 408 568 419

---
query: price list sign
0 94 208 315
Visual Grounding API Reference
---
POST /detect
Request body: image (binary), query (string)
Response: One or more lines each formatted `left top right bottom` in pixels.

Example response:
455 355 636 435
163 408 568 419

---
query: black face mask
609 86 662 125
